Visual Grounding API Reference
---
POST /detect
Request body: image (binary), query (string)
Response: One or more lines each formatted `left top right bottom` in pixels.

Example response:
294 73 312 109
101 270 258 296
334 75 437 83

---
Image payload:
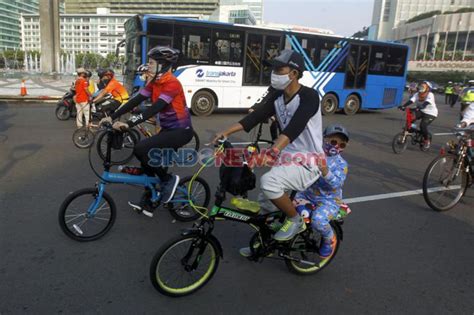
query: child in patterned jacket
293 124 349 258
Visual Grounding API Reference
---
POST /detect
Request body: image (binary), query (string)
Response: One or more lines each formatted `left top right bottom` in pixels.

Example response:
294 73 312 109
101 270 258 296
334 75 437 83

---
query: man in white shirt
399 81 438 149
213 50 323 241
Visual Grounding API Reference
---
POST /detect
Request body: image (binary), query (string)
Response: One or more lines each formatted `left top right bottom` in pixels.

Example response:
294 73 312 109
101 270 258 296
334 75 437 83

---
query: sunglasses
329 139 347 149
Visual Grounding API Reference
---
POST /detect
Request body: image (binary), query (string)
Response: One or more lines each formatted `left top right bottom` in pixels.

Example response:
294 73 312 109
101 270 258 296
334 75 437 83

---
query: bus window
385 47 407 76
262 35 282 85
212 30 243 66
148 37 172 50
368 45 387 75
315 38 345 71
180 27 211 64
345 45 358 88
356 45 369 89
244 34 263 84
147 20 173 37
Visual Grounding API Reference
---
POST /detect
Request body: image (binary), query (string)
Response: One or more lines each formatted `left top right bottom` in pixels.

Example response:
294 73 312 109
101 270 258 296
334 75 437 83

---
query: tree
352 26 369 38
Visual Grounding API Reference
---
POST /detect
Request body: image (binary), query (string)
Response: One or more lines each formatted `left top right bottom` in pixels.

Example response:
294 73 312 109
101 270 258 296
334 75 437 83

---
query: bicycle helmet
469 79 474 87
103 68 115 78
85 70 92 78
147 46 180 64
323 124 349 142
97 68 107 79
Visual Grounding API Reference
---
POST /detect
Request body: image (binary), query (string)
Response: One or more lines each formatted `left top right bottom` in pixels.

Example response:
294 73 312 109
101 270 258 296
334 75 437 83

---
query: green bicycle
149 129 351 297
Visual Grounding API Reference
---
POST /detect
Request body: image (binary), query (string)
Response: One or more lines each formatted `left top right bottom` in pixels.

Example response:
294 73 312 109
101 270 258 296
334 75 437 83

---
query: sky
263 0 375 36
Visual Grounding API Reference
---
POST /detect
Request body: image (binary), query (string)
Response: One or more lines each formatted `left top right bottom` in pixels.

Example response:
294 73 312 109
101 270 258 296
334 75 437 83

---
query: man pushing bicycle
213 50 323 241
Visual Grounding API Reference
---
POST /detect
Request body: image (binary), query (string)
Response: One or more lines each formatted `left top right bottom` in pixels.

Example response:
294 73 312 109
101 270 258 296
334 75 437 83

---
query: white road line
343 186 460 204
433 132 455 136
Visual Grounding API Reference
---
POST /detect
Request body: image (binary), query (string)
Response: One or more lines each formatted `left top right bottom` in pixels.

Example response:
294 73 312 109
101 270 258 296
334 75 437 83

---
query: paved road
0 96 473 314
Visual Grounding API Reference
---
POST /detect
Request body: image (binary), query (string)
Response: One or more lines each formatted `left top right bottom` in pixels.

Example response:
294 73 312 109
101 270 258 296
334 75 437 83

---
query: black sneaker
161 175 180 204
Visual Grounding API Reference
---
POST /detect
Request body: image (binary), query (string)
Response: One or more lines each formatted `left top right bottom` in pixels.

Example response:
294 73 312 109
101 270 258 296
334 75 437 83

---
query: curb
0 95 62 101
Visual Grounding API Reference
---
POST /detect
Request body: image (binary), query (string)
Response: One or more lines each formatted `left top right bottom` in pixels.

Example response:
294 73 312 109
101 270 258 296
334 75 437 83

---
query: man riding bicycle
93 69 129 113
213 49 323 241
399 81 438 150
101 46 193 217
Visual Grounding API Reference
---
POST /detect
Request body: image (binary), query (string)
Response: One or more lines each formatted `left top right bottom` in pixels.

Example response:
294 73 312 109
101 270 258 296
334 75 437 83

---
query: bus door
242 33 282 107
344 44 369 90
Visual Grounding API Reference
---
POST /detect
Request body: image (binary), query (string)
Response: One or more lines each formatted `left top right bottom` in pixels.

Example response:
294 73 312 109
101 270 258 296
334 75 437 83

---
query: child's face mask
323 138 347 156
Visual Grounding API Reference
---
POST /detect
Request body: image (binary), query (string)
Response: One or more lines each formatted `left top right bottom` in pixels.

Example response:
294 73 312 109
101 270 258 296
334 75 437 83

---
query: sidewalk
0 74 73 100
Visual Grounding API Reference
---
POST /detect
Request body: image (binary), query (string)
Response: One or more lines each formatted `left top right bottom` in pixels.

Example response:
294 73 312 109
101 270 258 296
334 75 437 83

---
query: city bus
122 14 409 116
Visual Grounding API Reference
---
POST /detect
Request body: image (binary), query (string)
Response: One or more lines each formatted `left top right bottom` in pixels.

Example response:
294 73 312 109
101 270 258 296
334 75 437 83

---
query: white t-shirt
410 92 438 117
461 103 474 126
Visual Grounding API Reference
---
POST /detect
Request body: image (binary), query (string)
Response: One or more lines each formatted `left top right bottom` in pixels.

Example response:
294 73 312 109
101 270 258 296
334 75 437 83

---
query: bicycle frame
86 127 192 216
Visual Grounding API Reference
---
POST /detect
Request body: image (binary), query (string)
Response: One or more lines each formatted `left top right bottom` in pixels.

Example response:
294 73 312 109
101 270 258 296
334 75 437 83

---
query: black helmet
85 70 92 78
97 68 107 78
147 46 180 64
323 124 349 142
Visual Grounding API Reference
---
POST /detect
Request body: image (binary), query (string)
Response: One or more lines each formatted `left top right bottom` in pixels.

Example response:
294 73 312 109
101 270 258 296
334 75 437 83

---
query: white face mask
271 71 292 90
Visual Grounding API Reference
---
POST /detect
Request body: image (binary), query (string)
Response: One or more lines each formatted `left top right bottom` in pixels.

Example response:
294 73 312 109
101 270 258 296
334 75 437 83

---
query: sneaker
273 216 306 241
161 175 180 204
423 139 431 150
319 235 337 258
128 190 153 217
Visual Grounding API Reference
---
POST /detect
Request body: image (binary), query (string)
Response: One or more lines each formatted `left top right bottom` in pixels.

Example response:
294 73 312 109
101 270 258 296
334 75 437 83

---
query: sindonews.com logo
147 148 326 168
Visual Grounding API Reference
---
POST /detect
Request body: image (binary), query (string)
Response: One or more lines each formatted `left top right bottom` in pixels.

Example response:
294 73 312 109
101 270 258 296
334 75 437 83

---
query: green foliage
352 26 369 38
407 11 441 24
0 49 40 68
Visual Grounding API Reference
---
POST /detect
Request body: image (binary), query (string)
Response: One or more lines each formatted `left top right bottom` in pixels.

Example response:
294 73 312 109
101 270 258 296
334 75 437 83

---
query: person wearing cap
399 81 438 149
213 49 323 242
445 81 453 105
74 67 92 129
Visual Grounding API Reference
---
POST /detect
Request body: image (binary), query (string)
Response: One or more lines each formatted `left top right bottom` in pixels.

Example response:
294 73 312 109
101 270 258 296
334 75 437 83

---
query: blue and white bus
122 15 409 116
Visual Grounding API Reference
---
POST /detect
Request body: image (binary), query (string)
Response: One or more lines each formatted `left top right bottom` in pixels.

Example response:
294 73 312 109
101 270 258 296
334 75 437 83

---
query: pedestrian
73 68 92 129
450 82 462 108
459 80 474 120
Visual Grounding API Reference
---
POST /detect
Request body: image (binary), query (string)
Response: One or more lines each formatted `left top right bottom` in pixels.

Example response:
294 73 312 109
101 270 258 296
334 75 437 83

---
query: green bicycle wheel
284 227 341 275
150 233 220 297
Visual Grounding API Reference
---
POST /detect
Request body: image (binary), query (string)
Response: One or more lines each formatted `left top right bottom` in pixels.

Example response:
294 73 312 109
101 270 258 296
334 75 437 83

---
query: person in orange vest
92 69 129 114
74 68 92 128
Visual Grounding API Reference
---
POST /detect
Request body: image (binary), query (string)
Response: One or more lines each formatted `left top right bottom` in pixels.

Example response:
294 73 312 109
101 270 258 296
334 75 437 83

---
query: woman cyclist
101 46 193 217
399 81 438 149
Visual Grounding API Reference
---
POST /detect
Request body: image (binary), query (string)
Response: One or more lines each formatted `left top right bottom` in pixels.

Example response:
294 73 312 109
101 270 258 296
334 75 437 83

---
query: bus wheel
191 90 216 116
343 95 360 116
321 94 338 115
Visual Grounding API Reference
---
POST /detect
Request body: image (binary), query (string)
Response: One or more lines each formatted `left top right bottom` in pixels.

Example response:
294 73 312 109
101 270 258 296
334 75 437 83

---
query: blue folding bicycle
58 124 210 242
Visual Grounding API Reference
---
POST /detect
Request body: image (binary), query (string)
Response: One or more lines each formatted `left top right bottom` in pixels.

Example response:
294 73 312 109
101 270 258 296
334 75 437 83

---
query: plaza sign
408 61 474 72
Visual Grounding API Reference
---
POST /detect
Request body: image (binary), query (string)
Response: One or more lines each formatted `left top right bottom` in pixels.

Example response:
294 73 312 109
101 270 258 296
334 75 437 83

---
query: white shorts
260 163 321 200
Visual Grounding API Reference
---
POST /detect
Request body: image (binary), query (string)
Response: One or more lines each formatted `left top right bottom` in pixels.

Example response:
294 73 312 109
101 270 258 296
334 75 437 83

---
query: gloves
112 121 129 131
99 116 112 126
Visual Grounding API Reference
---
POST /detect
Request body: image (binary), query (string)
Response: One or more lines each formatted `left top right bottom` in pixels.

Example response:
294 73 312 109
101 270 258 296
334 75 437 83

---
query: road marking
343 186 460 204
433 132 455 136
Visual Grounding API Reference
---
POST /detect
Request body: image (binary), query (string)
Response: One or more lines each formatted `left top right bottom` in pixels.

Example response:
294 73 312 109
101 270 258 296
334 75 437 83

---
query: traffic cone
20 80 28 96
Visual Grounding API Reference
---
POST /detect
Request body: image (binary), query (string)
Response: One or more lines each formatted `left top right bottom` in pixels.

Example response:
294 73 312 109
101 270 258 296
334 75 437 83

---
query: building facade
64 0 219 16
0 0 64 50
221 0 263 24
393 11 474 60
21 9 132 56
209 4 257 25
370 0 474 40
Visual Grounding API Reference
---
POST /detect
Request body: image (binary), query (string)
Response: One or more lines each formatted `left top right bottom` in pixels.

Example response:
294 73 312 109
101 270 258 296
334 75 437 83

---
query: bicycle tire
95 129 139 165
150 233 220 297
422 154 468 211
167 176 210 222
58 187 116 242
392 132 408 154
72 127 95 149
285 226 341 275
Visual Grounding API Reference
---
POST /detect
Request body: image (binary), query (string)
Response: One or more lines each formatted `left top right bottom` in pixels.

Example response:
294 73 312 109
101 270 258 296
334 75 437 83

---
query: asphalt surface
0 95 473 314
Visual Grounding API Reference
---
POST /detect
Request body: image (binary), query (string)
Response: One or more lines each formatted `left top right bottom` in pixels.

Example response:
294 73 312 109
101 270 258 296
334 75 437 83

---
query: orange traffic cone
20 80 28 96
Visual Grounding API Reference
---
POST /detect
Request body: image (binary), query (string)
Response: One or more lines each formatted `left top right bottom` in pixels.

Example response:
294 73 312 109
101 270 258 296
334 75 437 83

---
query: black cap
266 49 305 72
